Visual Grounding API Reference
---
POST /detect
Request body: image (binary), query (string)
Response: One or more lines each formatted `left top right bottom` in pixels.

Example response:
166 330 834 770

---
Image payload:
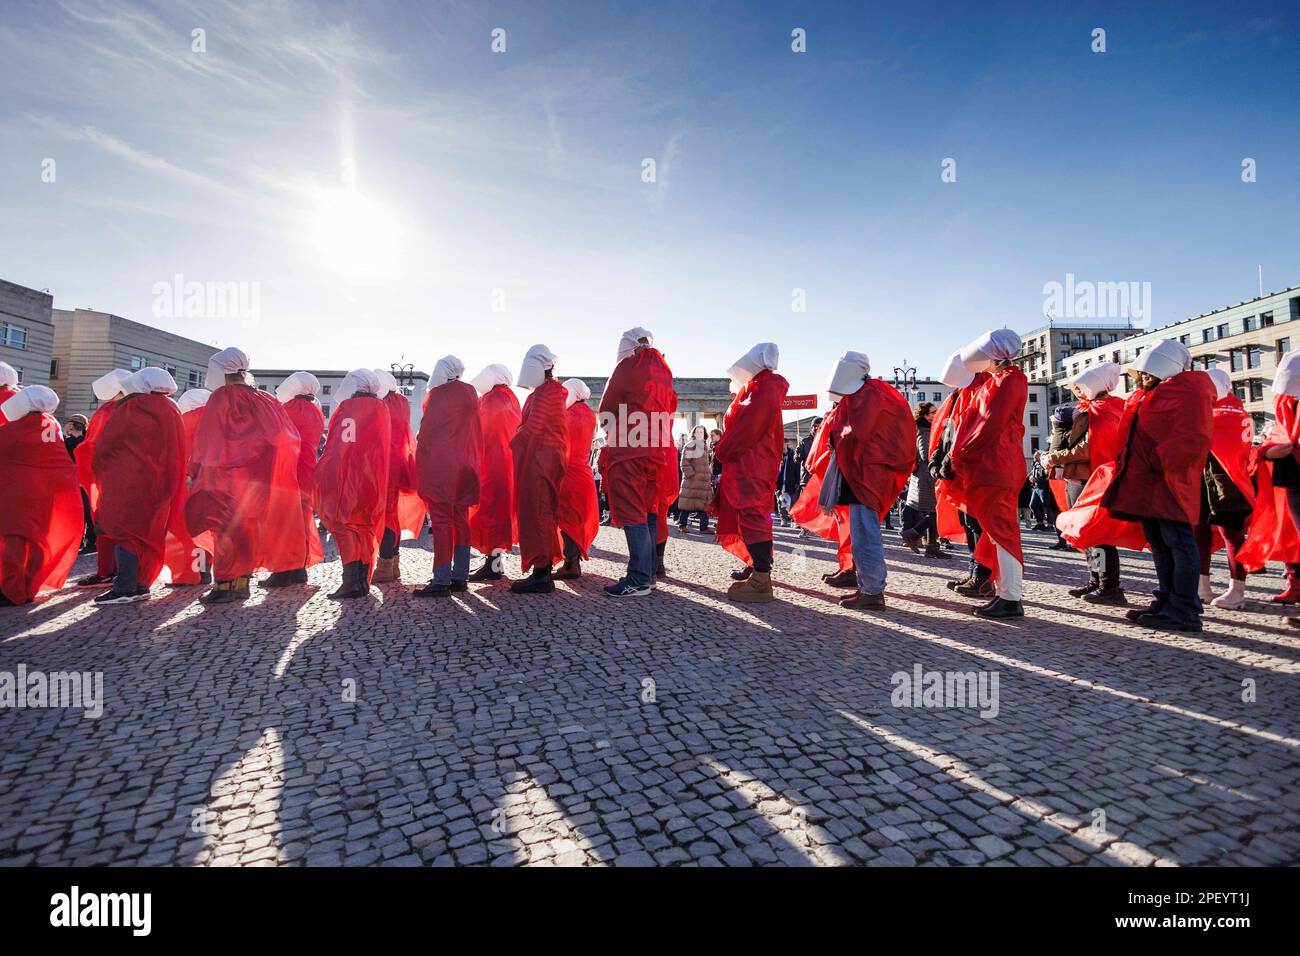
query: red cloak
1075 395 1125 471
1238 395 1300 570
282 395 326 566
828 380 917 515
0 412 83 603
951 366 1027 571
713 368 789 563
186 384 313 579
314 396 391 567
383 391 426 539
511 379 569 572
467 384 521 555
162 405 216 585
417 380 483 567
930 372 989 541
92 393 187 587
597 347 678 529
556 401 600 559
790 412 853 572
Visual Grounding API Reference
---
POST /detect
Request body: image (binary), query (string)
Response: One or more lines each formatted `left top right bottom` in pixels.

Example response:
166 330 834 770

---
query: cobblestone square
1 525 1297 866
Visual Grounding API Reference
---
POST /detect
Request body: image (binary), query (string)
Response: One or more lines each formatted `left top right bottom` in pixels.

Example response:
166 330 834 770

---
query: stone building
0 278 55 389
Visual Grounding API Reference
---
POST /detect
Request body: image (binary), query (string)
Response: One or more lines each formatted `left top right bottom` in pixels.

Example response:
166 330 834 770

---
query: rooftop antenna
1258 265 1264 298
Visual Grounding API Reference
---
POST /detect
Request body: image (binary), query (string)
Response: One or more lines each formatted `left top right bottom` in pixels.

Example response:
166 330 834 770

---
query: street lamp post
390 359 415 396
893 360 918 401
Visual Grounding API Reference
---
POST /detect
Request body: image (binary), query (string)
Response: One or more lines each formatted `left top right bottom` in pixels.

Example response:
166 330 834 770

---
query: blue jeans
849 504 887 595
1139 518 1201 625
113 545 140 593
622 512 657 588
432 545 472 585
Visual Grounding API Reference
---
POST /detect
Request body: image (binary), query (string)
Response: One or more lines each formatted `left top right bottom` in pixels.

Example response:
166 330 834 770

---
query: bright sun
309 187 404 281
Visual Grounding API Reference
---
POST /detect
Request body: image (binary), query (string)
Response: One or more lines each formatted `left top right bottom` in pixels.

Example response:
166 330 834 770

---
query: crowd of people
1 326 1297 633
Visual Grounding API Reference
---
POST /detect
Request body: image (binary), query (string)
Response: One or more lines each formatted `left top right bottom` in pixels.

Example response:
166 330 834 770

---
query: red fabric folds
92 393 186 587
713 369 789 563
556 401 599 559
1238 395 1300 570
383 391 425 539
163 405 215 585
930 372 989 538
511 379 569 572
827 380 917 515
467 384 520 555
790 412 852 571
282 395 326 566
314 396 391 567
1056 462 1150 552
417 381 483 569
597 347 677 527
951 367 1027 571
0 412 82 603
186 385 312 579
1075 395 1125 471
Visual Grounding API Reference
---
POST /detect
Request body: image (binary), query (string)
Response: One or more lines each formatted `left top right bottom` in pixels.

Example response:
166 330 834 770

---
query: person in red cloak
89 367 187 605
597 328 677 597
163 388 215 587
186 347 312 604
0 387 83 606
509 345 569 594
817 351 918 610
950 330 1028 619
372 368 425 583
1042 361 1128 605
555 378 599 580
0 361 18 414
313 368 392 599
1238 350 1300 606
466 363 521 580
714 342 789 603
414 355 483 597
791 414 856 585
73 368 130 587
1097 340 1216 633
266 371 326 587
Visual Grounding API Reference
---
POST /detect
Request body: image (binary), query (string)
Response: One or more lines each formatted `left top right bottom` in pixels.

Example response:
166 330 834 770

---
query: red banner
782 394 818 410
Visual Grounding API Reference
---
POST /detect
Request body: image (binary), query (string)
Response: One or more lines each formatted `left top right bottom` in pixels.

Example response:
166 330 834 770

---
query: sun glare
309 186 404 281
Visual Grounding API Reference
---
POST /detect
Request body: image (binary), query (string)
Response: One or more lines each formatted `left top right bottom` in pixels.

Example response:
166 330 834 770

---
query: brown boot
839 590 886 610
728 570 774 603
371 554 399 583
553 557 582 580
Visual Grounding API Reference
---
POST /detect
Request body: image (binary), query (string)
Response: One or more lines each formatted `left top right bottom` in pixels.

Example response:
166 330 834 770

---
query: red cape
186 384 313 577
597 347 676 466
713 368 789 563
417 380 483 508
556 401 600 559
0 412 83 603
930 372 989 540
77 398 120 512
829 380 918 515
315 396 391 566
1075 395 1125 471
92 393 187 587
790 412 853 571
383 391 426 539
511 379 569 570
1056 461 1151 552
163 405 216 585
1238 395 1300 570
952 367 1027 570
467 384 520 554
281 396 326 566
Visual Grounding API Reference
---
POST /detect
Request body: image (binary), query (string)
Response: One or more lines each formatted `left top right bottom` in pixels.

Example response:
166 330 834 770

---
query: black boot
1068 574 1100 598
730 565 753 581
263 570 294 588
468 553 505 581
1083 585 1128 606
973 597 1024 619
414 579 451 598
655 542 666 579
510 566 555 594
823 567 858 589
330 561 370 600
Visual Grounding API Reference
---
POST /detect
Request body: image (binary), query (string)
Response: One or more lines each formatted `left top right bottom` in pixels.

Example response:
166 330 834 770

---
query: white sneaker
1197 575 1214 602
1211 580 1247 609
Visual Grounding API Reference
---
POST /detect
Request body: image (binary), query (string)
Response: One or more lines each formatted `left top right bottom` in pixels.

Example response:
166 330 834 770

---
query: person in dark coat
775 439 800 527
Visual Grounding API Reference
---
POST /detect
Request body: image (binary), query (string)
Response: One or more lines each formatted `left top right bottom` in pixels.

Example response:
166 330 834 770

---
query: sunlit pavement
1 522 1298 867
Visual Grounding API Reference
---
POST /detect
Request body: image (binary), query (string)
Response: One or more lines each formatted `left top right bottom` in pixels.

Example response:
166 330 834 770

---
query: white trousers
995 543 1023 601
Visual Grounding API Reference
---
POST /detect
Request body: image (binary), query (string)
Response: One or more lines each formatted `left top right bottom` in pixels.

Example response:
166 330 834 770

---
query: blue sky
2 0 1297 409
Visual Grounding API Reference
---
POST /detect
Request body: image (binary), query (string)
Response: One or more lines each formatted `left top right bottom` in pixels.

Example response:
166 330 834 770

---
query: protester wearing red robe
555 378 600 579
714 343 789 603
415 356 483 597
74 369 129 586
0 387 82 606
372 369 424 584
164 388 215 587
313 369 392 599
509 345 569 594
818 353 918 610
90 368 187 604
597 329 677 597
1238 351 1300 605
186 348 311 604
269 371 326 586
466 364 521 579
791 412 854 578
950 330 1027 618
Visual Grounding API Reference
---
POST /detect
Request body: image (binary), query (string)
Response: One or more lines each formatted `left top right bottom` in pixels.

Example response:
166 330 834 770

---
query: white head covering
0 361 17 389
959 330 1022 371
2 384 58 422
937 352 974 389
205 347 251 390
562 377 591 408
335 368 383 403
469 363 513 395
1204 368 1232 402
430 355 466 388
1273 350 1300 399
177 388 211 412
727 343 779 388
518 344 557 390
123 366 178 395
276 371 321 403
1068 361 1122 401
1127 339 1190 382
372 369 397 399
617 327 654 363
92 368 130 402
826 351 870 397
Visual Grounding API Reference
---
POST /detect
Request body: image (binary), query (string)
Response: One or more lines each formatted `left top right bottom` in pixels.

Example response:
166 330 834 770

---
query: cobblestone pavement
2 521 1298 867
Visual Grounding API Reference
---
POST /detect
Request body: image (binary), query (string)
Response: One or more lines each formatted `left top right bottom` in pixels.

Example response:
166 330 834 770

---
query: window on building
322 384 332 395
1261 312 1274 327
1217 323 1229 339
1029 392 1039 403
188 369 202 389
1200 356 1214 371
1107 333 1118 344
1229 349 1243 372
1249 380 1265 401
1179 334 1190 346
1202 328 1215 343
1073 334 1085 348
1244 315 1257 332
1279 338 1292 359
1089 334 1100 348
932 392 941 401
1289 298 1300 321
1059 333 1069 345
1029 413 1039 427
11 365 23 383
1030 437 1040 452
1111 351 1120 363
321 404 332 418
129 355 146 370
1246 346 1262 369
1 323 27 349
49 359 59 379
1233 382 1247 401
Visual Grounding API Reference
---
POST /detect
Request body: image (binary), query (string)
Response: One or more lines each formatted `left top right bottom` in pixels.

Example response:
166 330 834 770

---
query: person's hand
1264 442 1295 460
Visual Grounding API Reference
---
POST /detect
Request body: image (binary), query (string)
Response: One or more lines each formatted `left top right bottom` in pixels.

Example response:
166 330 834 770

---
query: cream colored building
0 278 55 388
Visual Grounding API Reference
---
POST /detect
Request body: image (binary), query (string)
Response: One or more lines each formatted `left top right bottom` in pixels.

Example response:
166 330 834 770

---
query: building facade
50 308 220 419
1062 284 1300 434
250 368 429 434
0 279 55 389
